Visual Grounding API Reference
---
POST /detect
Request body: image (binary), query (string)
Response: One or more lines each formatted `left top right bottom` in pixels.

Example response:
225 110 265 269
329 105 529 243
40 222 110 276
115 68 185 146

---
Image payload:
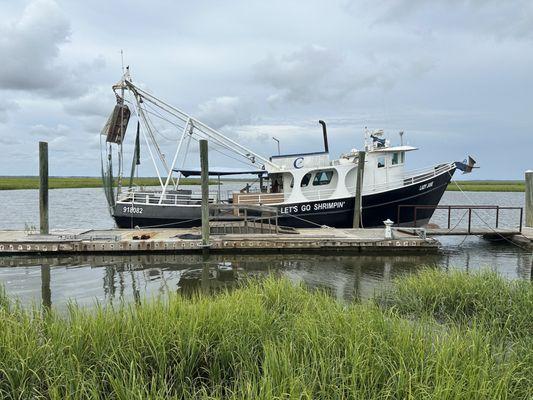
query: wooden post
39 141 49 235
200 140 210 247
353 151 366 228
526 170 533 228
41 264 51 310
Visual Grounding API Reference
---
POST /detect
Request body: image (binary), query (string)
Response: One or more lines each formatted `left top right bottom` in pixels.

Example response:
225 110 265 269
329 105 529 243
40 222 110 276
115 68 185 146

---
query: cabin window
400 152 405 163
377 156 386 168
312 170 334 186
392 152 399 165
300 173 312 187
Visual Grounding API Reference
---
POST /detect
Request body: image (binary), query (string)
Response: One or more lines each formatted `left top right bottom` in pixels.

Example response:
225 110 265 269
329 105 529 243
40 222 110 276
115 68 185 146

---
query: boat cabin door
270 173 284 194
370 153 389 187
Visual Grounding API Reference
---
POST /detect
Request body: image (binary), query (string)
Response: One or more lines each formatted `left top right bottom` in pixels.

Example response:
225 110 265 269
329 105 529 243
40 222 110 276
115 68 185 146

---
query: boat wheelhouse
101 71 474 229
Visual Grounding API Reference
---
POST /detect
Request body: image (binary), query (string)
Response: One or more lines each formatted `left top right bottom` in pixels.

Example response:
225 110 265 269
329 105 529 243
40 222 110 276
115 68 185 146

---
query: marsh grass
0 274 531 399
383 268 533 340
0 177 206 190
447 180 525 192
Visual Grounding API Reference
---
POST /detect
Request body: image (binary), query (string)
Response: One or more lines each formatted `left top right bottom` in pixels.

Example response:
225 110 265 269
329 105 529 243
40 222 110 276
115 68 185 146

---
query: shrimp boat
100 70 476 229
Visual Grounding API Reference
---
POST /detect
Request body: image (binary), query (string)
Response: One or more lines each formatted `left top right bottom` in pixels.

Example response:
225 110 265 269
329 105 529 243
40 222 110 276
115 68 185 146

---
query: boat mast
116 51 126 199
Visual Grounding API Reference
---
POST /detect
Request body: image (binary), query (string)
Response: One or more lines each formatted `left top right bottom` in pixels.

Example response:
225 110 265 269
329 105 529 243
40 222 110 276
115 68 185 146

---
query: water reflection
1 239 531 311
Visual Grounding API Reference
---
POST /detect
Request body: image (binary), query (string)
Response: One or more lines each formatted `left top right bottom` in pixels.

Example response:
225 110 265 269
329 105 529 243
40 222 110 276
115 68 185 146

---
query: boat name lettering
419 182 434 191
123 206 144 214
280 201 346 214
313 201 346 211
293 157 304 169
280 205 299 214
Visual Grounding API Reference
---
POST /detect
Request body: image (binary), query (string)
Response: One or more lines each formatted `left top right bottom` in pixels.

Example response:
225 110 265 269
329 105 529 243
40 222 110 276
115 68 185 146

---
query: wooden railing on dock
397 204 524 234
209 204 296 235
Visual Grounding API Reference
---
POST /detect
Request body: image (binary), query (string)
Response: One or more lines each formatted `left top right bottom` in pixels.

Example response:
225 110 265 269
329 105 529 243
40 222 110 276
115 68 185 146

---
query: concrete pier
0 227 438 255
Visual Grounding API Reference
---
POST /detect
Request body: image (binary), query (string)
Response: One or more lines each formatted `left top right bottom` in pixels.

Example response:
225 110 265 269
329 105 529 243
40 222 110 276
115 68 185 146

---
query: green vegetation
1 177 525 192
0 176 205 190
0 270 531 399
447 180 525 192
383 269 533 340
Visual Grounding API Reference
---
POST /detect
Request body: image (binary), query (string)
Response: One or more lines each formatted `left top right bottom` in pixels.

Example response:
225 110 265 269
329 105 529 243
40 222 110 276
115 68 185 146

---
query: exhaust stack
318 120 329 153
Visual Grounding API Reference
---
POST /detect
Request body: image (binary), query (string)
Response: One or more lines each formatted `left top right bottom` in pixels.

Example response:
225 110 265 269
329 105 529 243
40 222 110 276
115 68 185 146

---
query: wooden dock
425 227 520 237
511 227 533 248
0 227 438 255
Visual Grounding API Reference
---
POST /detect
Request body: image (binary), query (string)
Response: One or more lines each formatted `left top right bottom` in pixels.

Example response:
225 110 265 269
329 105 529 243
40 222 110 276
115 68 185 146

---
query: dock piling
200 139 210 247
41 264 51 310
526 170 533 228
39 141 49 235
353 151 366 228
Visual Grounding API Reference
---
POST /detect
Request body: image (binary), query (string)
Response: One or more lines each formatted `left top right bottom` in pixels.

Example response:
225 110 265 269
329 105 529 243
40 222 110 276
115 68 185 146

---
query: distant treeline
447 180 525 192
0 176 526 192
0 176 206 190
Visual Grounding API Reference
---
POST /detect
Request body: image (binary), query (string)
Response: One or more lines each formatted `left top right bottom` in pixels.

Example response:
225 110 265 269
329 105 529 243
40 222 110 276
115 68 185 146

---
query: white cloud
0 0 92 98
0 99 19 123
367 0 533 40
29 123 70 138
63 85 114 117
254 45 434 105
196 96 250 129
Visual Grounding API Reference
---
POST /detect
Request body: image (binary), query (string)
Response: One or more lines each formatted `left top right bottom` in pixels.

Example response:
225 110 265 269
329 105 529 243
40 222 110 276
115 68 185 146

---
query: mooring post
41 264 51 310
353 151 366 228
200 140 210 248
526 170 533 228
39 141 49 235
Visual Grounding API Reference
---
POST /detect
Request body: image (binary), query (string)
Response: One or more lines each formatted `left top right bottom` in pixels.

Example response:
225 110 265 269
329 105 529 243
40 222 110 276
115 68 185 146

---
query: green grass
0 176 206 190
381 268 533 340
447 180 525 192
0 271 531 399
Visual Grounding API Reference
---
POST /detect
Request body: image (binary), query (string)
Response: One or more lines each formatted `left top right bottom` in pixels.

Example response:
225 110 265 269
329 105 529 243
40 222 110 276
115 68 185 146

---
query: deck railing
366 163 455 194
397 204 524 233
117 189 225 206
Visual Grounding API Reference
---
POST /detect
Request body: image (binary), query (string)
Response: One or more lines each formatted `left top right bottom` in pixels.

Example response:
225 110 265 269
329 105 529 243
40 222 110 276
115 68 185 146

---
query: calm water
0 188 531 310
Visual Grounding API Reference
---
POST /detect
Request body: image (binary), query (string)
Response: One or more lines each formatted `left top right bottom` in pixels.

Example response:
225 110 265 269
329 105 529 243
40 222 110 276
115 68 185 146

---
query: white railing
363 162 455 194
117 189 228 206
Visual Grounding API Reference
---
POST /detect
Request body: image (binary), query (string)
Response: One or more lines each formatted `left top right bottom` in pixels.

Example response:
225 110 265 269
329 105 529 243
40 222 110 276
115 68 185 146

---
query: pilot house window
312 170 334 186
377 156 386 168
301 173 312 187
392 152 399 165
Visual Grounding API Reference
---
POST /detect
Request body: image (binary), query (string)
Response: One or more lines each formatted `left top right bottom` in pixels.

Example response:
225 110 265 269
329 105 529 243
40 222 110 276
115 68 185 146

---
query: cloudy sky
0 0 531 179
